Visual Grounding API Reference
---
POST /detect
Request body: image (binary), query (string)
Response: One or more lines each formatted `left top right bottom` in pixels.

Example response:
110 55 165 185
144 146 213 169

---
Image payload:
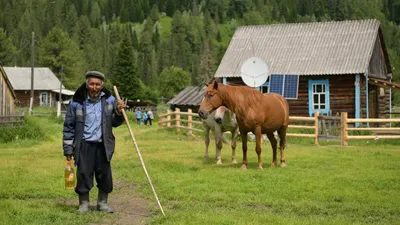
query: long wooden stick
113 86 165 216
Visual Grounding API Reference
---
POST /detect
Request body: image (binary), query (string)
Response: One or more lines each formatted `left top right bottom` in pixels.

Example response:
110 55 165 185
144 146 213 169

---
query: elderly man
63 71 126 214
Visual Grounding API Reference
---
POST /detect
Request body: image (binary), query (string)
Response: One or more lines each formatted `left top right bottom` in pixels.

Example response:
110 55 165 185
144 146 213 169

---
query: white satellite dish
240 57 269 88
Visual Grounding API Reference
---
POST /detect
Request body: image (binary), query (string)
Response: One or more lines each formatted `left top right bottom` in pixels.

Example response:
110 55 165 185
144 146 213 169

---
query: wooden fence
0 111 25 126
158 108 400 146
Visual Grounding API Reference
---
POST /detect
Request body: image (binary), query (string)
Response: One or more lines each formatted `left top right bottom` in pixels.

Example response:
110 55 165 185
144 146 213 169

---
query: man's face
87 77 103 100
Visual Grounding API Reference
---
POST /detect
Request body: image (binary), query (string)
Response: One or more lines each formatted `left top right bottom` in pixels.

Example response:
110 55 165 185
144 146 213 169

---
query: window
40 92 48 106
308 80 330 116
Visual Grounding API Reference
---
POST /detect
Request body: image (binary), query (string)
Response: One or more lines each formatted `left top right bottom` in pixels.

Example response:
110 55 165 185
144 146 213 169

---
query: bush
0 116 46 143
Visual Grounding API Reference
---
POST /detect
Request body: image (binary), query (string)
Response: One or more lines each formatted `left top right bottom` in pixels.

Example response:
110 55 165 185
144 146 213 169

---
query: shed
0 65 17 116
215 19 397 119
168 86 206 113
4 67 75 108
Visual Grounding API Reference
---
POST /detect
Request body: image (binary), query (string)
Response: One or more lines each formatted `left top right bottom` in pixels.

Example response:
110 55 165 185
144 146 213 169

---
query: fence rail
159 108 400 146
0 111 25 126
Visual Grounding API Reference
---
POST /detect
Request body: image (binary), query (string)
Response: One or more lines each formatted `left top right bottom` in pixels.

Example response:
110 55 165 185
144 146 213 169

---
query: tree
37 27 84 89
0 28 17 65
112 35 142 100
157 66 191 99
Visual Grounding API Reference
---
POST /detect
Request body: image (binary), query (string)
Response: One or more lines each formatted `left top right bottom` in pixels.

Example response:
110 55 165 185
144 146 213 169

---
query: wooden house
4 67 75 108
0 65 17 116
214 19 399 119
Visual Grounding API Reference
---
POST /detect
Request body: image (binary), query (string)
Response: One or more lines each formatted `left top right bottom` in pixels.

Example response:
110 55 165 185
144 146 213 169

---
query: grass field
0 116 399 224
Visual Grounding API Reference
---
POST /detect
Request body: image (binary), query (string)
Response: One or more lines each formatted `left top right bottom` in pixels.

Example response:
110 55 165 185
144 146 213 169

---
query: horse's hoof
271 163 277 167
216 160 222 165
232 159 238 164
280 163 287 168
240 164 247 169
258 167 264 171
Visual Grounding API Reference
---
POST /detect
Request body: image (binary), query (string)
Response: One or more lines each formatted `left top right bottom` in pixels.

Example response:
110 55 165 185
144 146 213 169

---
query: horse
202 106 239 165
198 81 289 170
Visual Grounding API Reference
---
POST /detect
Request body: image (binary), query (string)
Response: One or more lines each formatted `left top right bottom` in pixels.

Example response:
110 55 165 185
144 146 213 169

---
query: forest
0 0 399 104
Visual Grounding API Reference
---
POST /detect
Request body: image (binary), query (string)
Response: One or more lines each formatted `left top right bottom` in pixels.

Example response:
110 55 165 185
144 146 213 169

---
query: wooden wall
0 69 16 116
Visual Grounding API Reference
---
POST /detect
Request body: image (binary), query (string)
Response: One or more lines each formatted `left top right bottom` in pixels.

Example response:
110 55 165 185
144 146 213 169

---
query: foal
202 106 239 164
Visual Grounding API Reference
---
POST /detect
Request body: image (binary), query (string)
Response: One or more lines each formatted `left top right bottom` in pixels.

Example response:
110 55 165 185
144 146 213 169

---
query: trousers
75 140 113 195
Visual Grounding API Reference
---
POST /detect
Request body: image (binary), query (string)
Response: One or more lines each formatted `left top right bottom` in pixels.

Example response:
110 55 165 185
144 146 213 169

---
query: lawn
0 116 399 224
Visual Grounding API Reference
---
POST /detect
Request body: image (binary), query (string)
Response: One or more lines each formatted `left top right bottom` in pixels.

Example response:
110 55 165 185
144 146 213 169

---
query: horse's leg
278 128 287 167
231 128 238 164
204 126 210 162
215 125 223 164
240 132 248 169
255 127 263 170
266 132 278 167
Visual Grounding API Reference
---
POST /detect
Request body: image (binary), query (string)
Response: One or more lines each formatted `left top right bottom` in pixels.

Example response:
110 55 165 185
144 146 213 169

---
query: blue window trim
308 79 330 117
40 92 48 106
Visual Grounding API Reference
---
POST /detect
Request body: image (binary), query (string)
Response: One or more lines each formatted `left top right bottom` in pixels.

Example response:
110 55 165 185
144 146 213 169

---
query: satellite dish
240 57 269 88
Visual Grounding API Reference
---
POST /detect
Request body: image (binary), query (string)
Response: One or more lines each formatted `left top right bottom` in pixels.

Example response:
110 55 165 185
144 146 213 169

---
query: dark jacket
63 83 124 164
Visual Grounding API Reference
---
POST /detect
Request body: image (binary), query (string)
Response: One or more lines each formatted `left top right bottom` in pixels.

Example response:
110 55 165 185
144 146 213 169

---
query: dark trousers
148 119 152 126
75 141 113 195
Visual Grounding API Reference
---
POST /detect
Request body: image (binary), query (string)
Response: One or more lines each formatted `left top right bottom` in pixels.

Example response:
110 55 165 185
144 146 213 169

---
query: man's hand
117 100 126 113
66 155 73 161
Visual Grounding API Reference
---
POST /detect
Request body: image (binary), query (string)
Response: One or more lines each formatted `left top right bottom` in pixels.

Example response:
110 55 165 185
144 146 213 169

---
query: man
63 71 126 214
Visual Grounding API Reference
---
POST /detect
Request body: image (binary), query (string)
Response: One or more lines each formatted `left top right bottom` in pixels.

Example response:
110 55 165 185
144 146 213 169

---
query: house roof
215 19 383 77
4 67 66 90
167 86 206 106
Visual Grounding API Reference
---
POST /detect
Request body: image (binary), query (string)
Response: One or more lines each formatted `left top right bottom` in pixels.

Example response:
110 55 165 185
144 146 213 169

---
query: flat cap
85 71 105 81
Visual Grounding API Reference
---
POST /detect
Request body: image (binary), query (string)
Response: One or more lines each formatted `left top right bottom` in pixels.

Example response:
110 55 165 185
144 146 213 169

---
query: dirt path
98 182 152 225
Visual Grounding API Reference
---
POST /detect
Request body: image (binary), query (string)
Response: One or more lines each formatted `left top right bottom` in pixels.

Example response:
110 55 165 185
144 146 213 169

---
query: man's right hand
66 155 73 161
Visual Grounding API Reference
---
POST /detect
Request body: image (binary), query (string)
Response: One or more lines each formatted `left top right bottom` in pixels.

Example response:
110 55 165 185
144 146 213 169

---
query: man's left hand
117 100 126 113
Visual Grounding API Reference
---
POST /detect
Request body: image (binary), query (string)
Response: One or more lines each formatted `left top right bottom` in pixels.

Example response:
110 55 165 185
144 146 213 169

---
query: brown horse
198 81 289 170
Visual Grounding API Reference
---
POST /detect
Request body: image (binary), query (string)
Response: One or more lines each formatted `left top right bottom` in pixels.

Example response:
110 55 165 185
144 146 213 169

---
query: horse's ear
212 80 219 90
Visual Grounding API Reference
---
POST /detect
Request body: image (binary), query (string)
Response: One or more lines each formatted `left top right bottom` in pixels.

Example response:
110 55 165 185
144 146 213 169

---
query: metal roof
4 67 65 90
167 86 206 106
215 19 381 77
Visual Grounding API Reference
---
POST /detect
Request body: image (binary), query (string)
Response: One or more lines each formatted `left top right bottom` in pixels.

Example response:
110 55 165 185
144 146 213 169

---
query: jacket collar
72 83 112 103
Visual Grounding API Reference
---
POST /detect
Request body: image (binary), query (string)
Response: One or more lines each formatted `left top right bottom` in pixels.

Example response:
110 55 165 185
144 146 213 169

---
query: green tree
90 2 101 28
37 27 84 89
112 35 142 100
0 28 17 65
157 66 191 99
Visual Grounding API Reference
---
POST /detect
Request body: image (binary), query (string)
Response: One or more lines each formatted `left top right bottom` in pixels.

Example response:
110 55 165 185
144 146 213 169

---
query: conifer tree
113 35 142 100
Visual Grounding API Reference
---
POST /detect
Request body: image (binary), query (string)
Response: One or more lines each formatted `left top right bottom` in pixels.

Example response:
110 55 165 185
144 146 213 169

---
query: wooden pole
341 112 348 146
314 112 319 145
176 108 180 132
167 110 171 128
113 86 165 216
188 108 192 135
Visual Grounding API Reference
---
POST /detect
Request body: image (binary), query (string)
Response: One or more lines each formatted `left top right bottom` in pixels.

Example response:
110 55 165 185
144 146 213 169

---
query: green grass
0 116 399 224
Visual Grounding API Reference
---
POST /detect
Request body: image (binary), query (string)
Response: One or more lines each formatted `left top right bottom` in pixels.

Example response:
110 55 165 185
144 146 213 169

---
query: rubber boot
78 194 90 214
97 189 113 213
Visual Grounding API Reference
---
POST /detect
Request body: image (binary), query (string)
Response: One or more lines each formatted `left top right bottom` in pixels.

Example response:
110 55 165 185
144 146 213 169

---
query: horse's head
198 81 223 119
214 106 228 124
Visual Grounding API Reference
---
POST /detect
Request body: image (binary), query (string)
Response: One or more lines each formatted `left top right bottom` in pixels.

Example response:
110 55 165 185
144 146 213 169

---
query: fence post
314 111 319 145
341 112 348 146
188 108 192 135
175 108 180 132
167 110 171 128
158 113 162 129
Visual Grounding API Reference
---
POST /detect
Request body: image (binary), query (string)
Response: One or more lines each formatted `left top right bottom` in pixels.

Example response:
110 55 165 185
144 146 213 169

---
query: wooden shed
167 86 206 113
215 19 398 119
0 65 17 116
4 67 75 108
